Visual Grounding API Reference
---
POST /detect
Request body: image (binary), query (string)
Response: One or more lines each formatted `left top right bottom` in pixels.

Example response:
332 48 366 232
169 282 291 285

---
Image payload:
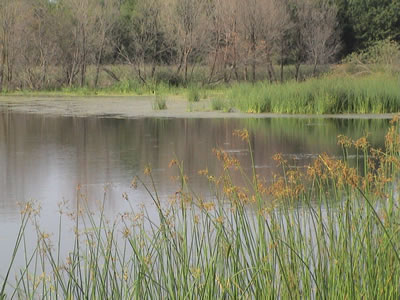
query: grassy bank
2 72 399 115
228 73 400 114
2 120 400 299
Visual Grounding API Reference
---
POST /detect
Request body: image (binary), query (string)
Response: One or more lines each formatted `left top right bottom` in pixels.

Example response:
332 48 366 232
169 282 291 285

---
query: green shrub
343 39 400 74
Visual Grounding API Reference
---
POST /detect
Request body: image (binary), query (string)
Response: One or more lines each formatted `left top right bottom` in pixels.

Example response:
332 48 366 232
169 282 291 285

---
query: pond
0 110 390 276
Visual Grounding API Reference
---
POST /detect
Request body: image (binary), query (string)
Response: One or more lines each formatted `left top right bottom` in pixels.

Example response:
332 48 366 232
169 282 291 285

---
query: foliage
343 39 400 74
336 0 400 53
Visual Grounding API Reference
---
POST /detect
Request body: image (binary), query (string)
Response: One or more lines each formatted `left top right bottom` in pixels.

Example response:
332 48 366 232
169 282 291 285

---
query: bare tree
258 0 292 82
58 0 101 87
0 0 25 91
164 0 210 83
118 0 170 86
206 0 244 83
293 0 340 78
0 0 343 90
93 0 119 87
236 0 265 82
18 0 61 89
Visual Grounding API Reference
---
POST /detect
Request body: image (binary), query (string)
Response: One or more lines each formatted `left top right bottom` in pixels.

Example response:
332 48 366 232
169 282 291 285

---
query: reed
2 119 400 299
6 72 400 115
210 97 226 111
229 73 400 114
187 86 201 103
152 95 167 110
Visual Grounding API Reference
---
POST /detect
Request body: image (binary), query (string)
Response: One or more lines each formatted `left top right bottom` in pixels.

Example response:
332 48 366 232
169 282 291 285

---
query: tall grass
2 119 400 298
187 86 201 102
229 73 400 114
5 70 400 115
152 95 167 110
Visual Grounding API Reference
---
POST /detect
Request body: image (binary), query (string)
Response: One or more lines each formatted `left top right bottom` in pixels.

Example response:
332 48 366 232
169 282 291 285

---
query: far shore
0 95 396 120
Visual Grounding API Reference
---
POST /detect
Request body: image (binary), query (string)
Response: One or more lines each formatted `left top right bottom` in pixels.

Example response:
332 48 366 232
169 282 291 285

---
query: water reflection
0 112 390 218
0 110 391 274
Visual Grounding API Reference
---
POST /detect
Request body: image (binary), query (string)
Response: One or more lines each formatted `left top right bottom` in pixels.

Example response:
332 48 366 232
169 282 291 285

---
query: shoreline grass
2 120 400 298
1 73 399 115
152 95 168 110
229 73 400 114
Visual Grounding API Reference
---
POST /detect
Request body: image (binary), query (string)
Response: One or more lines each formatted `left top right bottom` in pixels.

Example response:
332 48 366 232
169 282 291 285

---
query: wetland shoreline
0 95 396 119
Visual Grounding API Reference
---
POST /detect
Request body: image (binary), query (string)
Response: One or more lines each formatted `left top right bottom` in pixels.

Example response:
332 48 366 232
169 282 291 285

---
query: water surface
0 111 390 274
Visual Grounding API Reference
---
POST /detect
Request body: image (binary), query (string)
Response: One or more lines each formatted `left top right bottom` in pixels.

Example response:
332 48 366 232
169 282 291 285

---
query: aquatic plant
210 98 226 111
229 73 400 114
2 119 400 298
152 95 167 110
187 87 200 102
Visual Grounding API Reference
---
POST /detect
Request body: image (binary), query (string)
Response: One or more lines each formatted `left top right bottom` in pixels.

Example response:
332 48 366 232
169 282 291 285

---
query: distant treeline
0 0 398 91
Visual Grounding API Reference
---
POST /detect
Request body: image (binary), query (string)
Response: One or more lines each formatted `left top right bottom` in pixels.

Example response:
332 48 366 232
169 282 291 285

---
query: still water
0 111 390 274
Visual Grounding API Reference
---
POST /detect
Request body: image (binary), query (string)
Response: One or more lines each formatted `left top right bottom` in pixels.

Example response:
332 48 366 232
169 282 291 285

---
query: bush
343 39 400 74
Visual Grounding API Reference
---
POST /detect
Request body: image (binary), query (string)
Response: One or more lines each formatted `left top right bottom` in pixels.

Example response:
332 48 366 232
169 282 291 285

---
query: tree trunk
280 44 284 83
176 50 184 75
151 64 156 79
183 50 189 84
208 48 219 84
251 33 256 83
295 63 301 81
0 46 6 92
94 39 105 88
312 57 318 77
80 26 86 87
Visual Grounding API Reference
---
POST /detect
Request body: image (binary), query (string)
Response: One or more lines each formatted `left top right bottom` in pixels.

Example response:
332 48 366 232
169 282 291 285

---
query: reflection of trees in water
0 113 389 216
241 118 388 153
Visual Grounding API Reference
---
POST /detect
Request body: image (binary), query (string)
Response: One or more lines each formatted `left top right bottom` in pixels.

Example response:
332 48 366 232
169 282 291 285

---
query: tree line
0 0 398 91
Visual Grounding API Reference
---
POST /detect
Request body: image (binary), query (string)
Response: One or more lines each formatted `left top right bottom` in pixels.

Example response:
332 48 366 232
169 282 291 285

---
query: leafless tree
293 0 340 78
93 0 119 87
118 0 169 86
18 0 61 89
164 0 210 83
206 0 245 83
258 0 292 82
236 0 265 82
60 0 102 87
0 0 25 91
0 0 343 90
